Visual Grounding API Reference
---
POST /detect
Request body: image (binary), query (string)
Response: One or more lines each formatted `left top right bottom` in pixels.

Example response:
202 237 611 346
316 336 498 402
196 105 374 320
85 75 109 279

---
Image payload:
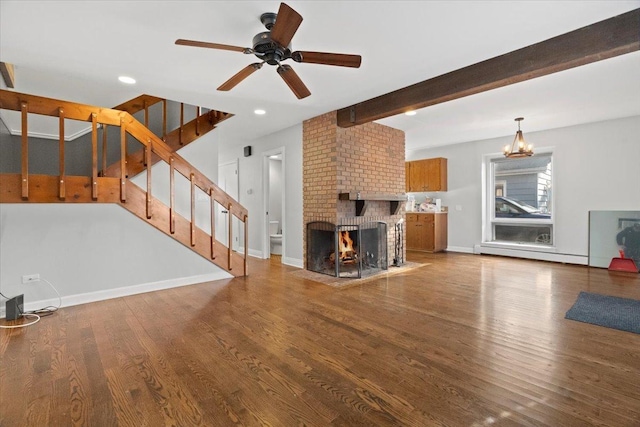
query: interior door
216 160 239 250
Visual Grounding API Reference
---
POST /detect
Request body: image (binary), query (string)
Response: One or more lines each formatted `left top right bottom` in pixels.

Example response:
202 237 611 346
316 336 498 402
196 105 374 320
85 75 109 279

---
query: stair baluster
170 157 175 234
101 124 108 177
146 141 152 219
120 117 127 202
210 187 216 260
190 173 196 246
91 113 98 200
21 102 28 199
228 202 233 271
59 107 66 200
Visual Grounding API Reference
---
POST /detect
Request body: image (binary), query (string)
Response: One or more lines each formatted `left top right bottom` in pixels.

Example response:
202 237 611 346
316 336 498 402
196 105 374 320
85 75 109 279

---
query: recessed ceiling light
404 110 417 116
254 109 266 115
118 76 136 84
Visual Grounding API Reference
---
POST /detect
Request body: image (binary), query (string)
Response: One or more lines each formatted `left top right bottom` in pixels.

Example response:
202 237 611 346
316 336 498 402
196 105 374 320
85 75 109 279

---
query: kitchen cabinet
406 212 448 252
405 157 448 192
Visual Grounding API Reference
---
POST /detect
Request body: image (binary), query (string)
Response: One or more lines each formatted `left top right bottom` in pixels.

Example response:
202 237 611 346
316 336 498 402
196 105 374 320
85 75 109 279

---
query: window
486 153 553 246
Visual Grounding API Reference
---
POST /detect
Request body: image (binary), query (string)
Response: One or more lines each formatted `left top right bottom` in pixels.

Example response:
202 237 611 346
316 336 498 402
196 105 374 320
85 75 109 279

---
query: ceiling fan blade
176 39 250 53
217 63 263 91
270 3 303 47
293 51 362 68
277 64 310 99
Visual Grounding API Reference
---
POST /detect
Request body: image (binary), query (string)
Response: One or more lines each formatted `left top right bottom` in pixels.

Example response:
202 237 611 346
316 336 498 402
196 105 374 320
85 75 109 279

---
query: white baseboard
446 246 475 254
248 248 264 259
1 272 232 319
282 257 303 269
478 245 588 265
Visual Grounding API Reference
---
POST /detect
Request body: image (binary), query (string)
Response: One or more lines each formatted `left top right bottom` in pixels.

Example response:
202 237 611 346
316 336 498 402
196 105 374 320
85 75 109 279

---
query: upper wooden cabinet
405 157 448 192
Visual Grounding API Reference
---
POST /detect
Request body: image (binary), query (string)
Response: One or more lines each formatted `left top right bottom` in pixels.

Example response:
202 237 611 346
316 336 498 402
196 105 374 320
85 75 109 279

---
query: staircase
0 89 248 276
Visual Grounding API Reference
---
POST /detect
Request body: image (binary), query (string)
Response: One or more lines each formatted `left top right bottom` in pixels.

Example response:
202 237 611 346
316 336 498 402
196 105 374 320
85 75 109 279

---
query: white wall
0 129 231 315
218 123 303 267
407 115 640 262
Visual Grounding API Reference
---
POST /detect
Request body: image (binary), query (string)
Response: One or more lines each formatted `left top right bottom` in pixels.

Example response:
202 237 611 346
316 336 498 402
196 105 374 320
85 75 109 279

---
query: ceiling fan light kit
176 2 362 99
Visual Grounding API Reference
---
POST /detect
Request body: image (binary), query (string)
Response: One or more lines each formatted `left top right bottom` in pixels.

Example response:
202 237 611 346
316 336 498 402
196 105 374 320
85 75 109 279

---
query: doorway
217 159 239 250
263 148 286 260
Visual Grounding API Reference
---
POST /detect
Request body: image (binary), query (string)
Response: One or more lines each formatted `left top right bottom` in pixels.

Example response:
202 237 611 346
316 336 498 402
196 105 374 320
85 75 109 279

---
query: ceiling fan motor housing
252 31 292 65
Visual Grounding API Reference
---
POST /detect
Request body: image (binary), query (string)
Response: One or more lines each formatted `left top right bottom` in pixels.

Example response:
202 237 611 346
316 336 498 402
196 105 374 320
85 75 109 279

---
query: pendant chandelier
503 117 533 158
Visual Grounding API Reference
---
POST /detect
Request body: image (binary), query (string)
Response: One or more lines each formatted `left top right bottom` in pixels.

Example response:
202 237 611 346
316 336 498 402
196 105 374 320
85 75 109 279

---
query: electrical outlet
22 274 40 284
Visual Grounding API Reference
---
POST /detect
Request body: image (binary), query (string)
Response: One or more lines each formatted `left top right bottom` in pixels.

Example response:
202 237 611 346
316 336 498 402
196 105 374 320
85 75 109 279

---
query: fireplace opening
307 221 387 278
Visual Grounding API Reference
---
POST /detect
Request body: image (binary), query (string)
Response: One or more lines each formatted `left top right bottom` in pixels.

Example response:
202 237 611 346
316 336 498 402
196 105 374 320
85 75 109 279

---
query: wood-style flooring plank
1 252 639 426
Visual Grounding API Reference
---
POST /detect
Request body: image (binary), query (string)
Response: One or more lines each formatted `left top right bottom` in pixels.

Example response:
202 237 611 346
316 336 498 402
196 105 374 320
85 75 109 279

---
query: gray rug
565 292 640 334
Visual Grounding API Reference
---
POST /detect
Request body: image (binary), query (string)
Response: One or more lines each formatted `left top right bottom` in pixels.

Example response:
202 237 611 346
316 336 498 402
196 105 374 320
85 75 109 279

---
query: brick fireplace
303 111 406 273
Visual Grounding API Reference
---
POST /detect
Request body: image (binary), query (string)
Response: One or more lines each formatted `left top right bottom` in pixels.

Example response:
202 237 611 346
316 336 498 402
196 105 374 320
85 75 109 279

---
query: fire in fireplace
307 221 387 278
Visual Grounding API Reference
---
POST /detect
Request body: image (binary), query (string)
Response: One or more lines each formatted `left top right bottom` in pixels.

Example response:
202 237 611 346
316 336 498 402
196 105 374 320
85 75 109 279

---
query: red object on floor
608 250 639 273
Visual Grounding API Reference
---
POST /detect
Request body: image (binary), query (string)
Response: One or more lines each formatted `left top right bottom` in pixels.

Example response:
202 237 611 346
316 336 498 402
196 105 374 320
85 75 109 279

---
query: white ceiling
1 1 639 152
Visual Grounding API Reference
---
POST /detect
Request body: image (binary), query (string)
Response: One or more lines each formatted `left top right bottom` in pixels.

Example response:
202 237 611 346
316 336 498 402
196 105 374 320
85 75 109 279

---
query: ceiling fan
175 2 362 99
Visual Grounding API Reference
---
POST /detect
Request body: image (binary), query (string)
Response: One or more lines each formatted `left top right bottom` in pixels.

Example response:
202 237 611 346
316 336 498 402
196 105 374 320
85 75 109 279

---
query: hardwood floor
1 252 639 426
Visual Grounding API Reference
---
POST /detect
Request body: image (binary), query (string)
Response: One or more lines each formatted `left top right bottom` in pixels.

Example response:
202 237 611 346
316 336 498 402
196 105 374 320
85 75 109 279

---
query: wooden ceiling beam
337 8 640 128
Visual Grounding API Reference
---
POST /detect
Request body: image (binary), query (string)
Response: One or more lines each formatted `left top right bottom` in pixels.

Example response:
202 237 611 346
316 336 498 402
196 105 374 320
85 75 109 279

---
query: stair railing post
20 102 28 199
58 107 66 200
244 214 248 275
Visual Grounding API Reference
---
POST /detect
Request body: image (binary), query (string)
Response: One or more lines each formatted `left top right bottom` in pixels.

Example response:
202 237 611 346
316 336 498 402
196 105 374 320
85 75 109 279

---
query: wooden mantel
339 192 407 216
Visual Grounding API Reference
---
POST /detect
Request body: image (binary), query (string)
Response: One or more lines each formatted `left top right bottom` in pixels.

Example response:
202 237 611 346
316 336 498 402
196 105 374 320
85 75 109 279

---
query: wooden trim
58 107 66 200
146 142 152 219
91 113 98 199
190 173 196 246
120 117 127 202
21 102 28 199
170 157 175 234
337 9 640 127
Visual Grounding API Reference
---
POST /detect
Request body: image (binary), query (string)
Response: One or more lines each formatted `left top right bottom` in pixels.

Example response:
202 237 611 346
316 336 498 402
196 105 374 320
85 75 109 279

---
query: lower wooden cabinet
406 213 448 252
